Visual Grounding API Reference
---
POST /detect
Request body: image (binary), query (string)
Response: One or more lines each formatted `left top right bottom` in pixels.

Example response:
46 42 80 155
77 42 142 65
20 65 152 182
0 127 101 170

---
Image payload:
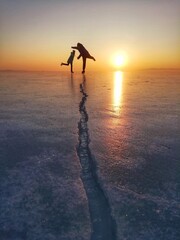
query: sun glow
111 52 127 69
115 55 124 66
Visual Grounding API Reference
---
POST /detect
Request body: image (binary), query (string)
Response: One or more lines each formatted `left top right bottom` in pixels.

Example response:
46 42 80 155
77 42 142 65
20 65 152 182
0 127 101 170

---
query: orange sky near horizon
0 0 180 72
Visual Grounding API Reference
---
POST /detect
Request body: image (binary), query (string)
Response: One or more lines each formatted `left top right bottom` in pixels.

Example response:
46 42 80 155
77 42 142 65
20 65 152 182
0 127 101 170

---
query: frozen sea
0 70 179 240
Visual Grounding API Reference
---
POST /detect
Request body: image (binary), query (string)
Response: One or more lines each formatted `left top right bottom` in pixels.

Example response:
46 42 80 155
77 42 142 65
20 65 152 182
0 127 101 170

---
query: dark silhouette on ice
77 77 116 240
72 43 96 73
61 50 75 73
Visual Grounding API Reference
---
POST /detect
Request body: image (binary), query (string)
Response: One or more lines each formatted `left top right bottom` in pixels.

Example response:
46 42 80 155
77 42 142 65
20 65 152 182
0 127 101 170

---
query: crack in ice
77 81 117 240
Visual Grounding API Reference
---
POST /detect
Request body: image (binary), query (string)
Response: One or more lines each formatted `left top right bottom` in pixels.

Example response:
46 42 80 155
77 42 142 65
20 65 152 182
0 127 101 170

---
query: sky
0 0 180 71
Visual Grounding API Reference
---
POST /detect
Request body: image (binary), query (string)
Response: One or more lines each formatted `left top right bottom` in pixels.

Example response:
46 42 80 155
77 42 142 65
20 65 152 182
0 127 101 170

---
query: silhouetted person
71 43 95 73
61 50 75 73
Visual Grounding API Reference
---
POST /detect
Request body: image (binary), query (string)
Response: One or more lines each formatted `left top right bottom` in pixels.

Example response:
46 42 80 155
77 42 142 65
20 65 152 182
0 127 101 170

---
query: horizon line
1 67 180 73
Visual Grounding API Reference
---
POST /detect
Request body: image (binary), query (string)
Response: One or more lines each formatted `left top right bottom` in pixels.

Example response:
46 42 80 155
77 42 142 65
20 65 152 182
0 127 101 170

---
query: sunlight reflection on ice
113 71 123 115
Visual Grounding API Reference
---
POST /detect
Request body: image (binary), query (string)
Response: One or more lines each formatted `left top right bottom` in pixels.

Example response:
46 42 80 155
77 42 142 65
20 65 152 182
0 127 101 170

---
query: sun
111 52 127 68
115 55 124 67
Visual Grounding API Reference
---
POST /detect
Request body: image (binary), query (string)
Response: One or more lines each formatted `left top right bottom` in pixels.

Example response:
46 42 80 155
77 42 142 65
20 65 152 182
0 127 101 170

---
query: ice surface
0 72 90 240
0 70 179 239
86 70 180 239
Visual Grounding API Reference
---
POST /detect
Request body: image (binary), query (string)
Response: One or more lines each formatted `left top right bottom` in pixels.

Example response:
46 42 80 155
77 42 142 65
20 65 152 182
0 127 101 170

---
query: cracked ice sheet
0 70 180 240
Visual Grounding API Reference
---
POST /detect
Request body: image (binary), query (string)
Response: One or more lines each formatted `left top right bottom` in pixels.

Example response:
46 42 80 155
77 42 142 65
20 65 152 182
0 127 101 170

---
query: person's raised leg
61 62 69 66
89 55 96 61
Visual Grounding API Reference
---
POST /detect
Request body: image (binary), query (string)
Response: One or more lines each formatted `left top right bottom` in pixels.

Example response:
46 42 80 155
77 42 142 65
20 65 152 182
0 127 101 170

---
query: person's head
77 42 82 47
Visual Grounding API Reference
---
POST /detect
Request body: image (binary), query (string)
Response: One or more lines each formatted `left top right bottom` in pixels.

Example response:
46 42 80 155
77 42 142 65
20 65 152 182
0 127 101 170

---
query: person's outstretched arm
77 54 82 59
